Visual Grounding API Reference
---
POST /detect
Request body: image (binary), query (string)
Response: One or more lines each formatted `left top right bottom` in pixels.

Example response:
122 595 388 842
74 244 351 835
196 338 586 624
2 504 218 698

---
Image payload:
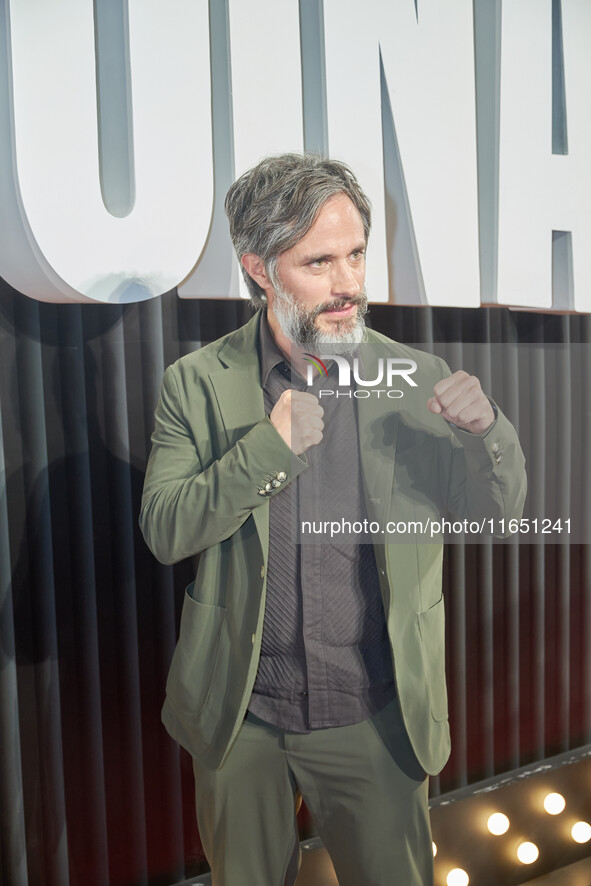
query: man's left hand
427 370 495 435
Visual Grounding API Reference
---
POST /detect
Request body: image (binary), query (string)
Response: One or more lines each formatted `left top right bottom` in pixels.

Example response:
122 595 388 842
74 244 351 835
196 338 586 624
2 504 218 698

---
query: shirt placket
298 365 339 728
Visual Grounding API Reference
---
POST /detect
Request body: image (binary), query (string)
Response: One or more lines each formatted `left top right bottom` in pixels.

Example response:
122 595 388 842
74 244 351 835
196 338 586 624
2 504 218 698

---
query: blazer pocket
417 595 448 722
166 584 227 718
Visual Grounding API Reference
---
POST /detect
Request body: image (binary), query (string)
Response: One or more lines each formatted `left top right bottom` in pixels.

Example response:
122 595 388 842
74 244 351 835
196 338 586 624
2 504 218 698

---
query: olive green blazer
139 312 526 775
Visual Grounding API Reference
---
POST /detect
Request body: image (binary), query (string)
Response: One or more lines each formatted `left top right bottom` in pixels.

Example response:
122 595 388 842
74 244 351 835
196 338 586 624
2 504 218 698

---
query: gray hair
224 154 372 308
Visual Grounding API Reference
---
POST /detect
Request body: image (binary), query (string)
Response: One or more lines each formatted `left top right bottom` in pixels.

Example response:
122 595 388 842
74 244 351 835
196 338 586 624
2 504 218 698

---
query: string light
431 783 589 879
517 842 539 864
543 792 566 815
487 813 510 835
571 822 591 844
446 869 470 886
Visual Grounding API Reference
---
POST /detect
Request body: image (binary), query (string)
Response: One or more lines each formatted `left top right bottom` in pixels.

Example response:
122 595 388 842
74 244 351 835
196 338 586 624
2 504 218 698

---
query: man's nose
331 261 361 297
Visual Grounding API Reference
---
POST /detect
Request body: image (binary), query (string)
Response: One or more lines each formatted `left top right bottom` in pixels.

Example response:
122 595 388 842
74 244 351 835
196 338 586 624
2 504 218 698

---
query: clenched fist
270 390 324 455
427 370 495 435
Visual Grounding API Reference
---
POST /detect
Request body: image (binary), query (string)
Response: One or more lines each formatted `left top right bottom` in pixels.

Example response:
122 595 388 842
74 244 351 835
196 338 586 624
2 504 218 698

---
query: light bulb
487 812 510 835
432 842 438 857
446 869 469 886
571 821 591 844
517 841 539 864
543 792 566 815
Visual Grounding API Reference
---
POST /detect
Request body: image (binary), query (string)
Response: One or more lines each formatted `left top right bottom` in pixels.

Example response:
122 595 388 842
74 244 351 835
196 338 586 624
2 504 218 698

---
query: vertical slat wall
1 283 590 885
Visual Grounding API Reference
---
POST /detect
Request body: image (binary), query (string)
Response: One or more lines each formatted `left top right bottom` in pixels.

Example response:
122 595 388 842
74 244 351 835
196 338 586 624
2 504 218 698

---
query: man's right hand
269 390 324 455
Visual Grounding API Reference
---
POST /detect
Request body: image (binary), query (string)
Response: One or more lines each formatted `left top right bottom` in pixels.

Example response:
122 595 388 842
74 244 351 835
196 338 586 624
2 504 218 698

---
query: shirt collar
259 310 293 386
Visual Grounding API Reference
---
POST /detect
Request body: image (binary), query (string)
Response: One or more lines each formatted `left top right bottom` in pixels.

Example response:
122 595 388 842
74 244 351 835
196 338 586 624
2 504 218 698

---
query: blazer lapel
356 335 400 528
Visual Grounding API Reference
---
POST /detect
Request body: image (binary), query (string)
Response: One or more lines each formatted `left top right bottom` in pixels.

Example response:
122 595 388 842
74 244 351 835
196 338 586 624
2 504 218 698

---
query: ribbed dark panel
14 298 70 886
583 318 591 745
136 297 186 884
1 284 591 883
55 305 109 886
0 392 28 886
0 288 25 886
498 325 521 772
529 337 548 764
504 539 522 771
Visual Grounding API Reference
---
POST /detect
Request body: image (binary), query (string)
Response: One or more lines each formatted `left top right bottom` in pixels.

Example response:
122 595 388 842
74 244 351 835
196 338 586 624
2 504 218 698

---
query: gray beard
271 281 368 357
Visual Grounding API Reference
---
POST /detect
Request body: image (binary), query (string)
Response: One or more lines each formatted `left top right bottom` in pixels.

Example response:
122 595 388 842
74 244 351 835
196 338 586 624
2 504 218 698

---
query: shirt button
260 565 265 578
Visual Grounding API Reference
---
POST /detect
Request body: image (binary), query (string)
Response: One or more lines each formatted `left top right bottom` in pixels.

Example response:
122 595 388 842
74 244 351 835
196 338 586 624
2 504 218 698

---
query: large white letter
1 0 213 303
497 0 591 310
322 0 480 306
179 0 304 300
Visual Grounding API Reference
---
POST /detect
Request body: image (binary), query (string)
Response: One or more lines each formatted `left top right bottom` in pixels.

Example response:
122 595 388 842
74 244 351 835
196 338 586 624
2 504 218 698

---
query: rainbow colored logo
302 353 328 376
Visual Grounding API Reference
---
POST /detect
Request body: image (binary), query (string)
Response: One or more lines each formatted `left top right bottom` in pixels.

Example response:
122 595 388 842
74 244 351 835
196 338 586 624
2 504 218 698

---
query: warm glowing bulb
517 842 539 864
487 812 510 835
446 869 470 886
571 821 591 844
543 792 566 815
432 842 438 857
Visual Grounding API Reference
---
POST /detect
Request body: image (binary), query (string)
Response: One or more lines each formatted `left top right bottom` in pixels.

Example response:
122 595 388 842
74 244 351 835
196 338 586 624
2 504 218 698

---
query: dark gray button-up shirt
248 315 395 732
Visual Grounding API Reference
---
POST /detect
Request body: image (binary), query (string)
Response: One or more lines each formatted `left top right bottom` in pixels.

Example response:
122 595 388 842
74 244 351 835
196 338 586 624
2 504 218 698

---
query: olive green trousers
193 697 434 886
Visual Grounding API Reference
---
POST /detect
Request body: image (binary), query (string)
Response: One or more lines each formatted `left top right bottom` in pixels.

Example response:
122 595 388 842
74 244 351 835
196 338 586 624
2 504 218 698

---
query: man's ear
241 254 272 294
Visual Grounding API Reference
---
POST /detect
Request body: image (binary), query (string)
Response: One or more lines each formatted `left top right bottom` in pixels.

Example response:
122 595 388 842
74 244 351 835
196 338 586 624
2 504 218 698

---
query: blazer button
260 565 265 578
277 471 287 482
491 442 503 464
251 633 256 644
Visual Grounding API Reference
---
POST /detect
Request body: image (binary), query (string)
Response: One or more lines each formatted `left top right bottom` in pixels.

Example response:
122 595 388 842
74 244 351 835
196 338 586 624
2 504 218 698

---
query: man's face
268 193 368 347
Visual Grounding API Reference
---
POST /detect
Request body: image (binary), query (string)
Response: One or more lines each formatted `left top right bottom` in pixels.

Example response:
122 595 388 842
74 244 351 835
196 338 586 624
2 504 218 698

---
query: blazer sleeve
139 363 307 564
444 402 527 535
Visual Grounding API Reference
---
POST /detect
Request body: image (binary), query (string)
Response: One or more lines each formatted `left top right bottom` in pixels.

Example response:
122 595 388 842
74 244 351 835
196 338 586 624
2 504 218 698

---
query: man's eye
350 250 365 261
310 258 326 268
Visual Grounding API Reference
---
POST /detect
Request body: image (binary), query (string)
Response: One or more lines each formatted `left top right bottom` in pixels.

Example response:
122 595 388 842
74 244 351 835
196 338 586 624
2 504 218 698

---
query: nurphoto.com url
300 517 572 539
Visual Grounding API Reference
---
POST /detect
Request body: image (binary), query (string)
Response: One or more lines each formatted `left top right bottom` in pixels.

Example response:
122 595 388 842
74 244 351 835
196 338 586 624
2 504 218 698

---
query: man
140 154 526 885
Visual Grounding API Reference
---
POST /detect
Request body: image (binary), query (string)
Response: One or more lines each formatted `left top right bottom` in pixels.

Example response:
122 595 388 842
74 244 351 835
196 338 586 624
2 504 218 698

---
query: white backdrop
0 0 589 309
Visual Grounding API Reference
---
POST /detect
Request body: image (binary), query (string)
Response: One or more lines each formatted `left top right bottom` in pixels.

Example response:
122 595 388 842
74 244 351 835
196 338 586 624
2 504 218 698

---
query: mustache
309 290 368 322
